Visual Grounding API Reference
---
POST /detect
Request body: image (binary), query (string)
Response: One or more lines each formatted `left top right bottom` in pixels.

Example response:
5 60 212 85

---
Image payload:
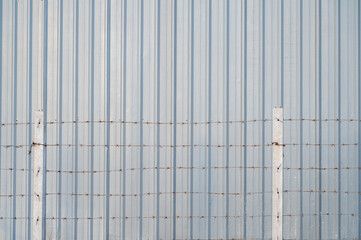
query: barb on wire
27 142 35 155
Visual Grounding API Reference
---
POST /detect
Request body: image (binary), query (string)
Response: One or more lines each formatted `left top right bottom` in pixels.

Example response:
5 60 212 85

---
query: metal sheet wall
0 0 360 239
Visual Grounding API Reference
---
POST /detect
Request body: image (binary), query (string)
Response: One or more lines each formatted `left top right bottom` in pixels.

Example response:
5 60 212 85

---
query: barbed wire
0 142 358 154
45 191 271 197
44 191 361 197
8 143 275 150
44 213 360 220
0 194 29 198
0 119 270 127
0 117 359 229
44 166 360 174
283 118 361 122
1 118 361 127
1 165 360 173
0 192 268 198
0 213 358 221
283 190 360 194
0 190 359 198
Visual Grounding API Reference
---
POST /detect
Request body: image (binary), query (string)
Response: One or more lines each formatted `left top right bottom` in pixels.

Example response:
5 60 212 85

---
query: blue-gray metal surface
0 0 360 239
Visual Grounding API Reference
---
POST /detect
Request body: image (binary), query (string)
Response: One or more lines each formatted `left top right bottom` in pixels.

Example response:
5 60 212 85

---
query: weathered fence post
33 111 44 240
272 108 283 240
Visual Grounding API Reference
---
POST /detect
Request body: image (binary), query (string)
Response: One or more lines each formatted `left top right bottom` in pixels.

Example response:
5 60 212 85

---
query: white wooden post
272 108 283 240
33 111 44 240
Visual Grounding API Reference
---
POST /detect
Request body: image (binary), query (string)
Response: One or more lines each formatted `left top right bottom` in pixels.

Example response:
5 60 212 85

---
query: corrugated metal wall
0 0 360 239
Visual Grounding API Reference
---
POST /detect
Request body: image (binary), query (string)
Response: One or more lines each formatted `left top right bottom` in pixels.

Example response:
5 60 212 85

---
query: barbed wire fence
0 109 360 239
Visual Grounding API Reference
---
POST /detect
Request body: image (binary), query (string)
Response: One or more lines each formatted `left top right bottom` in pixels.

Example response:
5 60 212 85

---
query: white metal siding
0 0 360 239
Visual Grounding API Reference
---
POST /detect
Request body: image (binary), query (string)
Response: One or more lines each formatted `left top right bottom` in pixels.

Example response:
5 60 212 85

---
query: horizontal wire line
44 166 360 174
2 190 359 198
45 213 361 220
1 165 360 173
45 191 271 197
1 142 359 151
1 118 361 127
283 190 360 194
1 119 271 126
1 213 359 221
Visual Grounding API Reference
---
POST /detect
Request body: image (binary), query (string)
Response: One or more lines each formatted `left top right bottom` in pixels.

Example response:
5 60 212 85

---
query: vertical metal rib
0 0 2 236
27 0 33 238
225 0 230 239
105 0 111 238
299 0 304 238
318 0 322 238
243 0 248 237
57 0 64 238
172 0 177 238
122 0 128 238
42 1 49 238
356 1 361 239
74 0 79 238
207 0 212 238
281 0 284 107
190 0 194 238
12 0 18 238
89 0 95 238
337 0 341 238
139 0 144 238
156 1 161 238
261 0 266 238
